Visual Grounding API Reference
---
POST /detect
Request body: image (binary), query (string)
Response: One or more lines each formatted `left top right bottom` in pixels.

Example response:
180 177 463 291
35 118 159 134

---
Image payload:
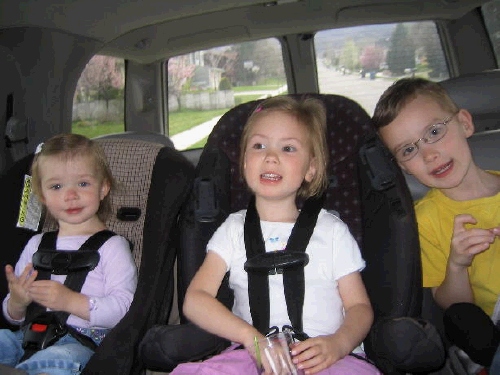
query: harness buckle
244 251 309 275
22 312 68 351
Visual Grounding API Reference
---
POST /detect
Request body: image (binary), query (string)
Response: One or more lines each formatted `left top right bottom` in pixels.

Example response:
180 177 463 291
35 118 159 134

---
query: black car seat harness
20 229 115 361
243 194 324 341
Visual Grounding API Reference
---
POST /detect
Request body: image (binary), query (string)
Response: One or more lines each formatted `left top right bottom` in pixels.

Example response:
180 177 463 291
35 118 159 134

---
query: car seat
139 93 447 375
0 134 195 375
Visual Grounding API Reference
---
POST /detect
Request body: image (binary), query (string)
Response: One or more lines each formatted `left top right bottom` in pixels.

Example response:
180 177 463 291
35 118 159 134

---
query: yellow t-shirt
415 171 500 317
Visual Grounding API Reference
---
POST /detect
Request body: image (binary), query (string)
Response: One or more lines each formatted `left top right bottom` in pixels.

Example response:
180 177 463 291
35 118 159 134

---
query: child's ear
100 180 111 200
305 158 317 183
457 109 475 138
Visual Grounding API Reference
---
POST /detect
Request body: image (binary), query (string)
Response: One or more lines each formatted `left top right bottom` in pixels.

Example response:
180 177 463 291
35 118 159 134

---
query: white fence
73 91 235 121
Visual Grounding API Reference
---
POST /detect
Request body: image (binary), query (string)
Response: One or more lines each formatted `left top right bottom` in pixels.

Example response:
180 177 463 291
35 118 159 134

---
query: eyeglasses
393 113 458 162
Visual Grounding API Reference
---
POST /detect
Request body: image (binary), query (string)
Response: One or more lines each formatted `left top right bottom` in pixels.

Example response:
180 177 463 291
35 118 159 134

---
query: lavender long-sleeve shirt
2 233 137 329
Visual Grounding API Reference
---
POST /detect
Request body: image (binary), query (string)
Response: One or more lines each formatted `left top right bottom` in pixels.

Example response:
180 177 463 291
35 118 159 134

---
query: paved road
317 60 395 116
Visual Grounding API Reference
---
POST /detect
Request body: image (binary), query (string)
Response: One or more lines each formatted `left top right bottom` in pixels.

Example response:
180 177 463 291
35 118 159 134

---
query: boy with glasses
372 77 500 373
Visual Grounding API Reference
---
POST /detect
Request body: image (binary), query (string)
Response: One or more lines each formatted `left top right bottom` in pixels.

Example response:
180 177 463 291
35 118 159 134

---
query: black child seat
139 94 445 375
0 134 195 375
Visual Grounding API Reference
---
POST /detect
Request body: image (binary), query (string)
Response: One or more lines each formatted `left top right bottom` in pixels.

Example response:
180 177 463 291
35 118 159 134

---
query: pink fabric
170 344 260 375
171 345 382 374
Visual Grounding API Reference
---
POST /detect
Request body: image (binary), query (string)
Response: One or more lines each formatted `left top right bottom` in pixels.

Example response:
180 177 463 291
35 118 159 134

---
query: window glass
167 38 287 150
72 55 125 137
482 0 500 65
315 22 449 116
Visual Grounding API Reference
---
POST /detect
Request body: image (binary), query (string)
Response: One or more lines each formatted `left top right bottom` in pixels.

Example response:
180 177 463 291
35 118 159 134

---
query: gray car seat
0 134 195 375
139 93 446 375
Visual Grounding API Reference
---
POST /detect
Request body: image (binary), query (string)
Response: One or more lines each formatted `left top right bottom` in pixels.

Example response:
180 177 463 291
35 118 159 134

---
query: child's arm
290 271 373 375
183 251 263 350
433 214 499 309
5 263 38 320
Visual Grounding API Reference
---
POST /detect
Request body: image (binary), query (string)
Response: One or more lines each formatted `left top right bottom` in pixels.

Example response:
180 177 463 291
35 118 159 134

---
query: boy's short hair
372 77 459 130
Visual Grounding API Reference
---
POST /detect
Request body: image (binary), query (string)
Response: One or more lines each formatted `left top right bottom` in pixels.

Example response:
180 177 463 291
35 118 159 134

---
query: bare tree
168 55 196 109
76 55 124 104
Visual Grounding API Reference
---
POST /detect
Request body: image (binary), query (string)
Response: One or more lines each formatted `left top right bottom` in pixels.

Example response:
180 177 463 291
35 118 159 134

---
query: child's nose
64 188 79 200
265 150 278 163
420 143 439 162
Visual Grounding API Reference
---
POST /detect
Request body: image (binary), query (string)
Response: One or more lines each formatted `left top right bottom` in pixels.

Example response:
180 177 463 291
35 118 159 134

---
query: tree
339 39 359 72
76 55 124 104
386 24 415 76
359 45 384 72
231 39 285 86
232 42 258 86
410 22 448 78
168 55 196 109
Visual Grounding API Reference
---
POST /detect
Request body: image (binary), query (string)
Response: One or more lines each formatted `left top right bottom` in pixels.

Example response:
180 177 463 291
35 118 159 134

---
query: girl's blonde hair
31 133 115 222
239 95 329 198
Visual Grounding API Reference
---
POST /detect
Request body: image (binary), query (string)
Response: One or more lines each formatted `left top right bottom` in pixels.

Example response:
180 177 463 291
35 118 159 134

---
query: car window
315 22 449 116
482 0 500 65
166 38 287 151
72 55 125 138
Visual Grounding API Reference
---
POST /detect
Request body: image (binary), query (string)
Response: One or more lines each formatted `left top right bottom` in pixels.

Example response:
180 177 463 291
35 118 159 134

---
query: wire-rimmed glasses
394 112 458 162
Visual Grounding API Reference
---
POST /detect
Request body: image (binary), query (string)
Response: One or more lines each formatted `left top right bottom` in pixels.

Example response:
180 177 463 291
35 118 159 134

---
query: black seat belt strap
244 195 270 334
244 194 324 336
283 195 323 334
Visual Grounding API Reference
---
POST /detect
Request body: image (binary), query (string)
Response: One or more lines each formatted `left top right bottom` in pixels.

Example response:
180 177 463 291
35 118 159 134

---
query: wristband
89 297 98 312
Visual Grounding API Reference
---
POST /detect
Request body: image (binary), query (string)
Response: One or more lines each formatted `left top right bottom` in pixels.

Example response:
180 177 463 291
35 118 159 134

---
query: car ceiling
0 0 488 63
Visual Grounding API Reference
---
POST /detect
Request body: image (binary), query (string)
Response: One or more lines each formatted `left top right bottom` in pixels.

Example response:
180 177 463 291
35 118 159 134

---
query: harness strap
21 229 115 361
244 194 323 336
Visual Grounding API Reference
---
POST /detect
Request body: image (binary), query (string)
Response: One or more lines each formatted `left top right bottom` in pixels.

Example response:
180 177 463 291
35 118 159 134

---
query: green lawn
72 109 227 139
168 109 227 135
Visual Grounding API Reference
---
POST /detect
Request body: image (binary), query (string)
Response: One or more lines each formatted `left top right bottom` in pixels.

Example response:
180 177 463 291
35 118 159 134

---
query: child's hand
5 263 37 315
449 214 498 269
28 279 74 311
291 335 343 374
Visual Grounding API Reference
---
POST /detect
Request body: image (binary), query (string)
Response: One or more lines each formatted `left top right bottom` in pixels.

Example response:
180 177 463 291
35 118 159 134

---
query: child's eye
251 143 265 150
50 184 61 190
79 181 90 187
401 145 417 157
282 145 296 152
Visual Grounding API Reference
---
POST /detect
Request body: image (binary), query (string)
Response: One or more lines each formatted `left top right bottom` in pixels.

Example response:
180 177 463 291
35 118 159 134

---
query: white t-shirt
207 208 365 351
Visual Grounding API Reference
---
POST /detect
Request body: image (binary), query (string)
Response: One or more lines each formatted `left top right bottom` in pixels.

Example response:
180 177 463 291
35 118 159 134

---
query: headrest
440 70 500 132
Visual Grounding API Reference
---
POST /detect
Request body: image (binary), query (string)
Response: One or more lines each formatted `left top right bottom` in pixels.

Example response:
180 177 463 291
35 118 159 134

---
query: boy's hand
450 214 498 269
291 335 344 374
28 280 75 312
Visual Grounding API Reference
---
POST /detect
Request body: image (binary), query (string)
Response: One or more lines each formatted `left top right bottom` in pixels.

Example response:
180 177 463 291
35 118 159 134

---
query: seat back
0 135 195 375
139 93 440 374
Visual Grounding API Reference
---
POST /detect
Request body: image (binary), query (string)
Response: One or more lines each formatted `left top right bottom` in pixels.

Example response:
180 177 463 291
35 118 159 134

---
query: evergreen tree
386 24 415 75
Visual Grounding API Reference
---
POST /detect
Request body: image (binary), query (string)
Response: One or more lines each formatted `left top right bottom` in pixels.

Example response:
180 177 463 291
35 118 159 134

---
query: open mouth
261 173 282 181
431 161 453 177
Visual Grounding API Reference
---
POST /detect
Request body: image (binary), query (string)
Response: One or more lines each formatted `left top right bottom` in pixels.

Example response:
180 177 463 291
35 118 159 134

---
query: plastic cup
258 332 303 375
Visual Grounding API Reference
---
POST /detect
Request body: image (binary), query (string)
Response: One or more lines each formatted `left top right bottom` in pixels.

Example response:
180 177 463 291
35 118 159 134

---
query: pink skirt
170 344 382 374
